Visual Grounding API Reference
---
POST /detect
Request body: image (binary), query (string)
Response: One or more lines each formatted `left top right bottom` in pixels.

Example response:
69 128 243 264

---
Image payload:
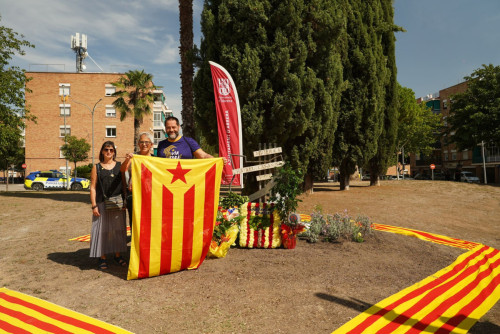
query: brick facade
24 72 153 175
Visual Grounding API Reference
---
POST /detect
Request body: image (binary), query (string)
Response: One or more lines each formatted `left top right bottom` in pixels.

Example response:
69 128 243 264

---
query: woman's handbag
104 195 123 211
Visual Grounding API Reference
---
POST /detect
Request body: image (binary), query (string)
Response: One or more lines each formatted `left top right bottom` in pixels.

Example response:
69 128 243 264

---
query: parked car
431 172 447 181
413 173 431 180
361 174 370 181
460 171 480 183
24 170 90 191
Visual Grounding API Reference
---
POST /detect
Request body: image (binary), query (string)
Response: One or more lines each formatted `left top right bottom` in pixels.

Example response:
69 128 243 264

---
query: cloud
153 35 179 64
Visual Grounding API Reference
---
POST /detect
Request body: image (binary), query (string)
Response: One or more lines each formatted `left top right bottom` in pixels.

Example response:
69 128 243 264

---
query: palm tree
179 0 195 138
112 70 159 149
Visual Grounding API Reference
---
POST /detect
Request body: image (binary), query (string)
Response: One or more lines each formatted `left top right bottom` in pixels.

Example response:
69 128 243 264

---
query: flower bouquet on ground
281 213 306 249
208 207 243 258
239 202 282 248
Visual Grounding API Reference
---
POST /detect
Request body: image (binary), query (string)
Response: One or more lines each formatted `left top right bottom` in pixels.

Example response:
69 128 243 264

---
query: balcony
472 146 500 164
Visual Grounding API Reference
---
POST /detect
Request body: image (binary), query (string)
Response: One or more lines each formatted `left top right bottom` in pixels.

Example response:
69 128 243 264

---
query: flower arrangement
239 202 282 249
208 207 243 258
280 213 306 249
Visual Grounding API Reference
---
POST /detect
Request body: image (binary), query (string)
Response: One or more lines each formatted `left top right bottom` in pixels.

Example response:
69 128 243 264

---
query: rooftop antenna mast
71 33 88 72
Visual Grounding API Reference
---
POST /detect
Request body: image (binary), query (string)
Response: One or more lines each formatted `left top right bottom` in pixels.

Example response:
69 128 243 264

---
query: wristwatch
91 205 98 209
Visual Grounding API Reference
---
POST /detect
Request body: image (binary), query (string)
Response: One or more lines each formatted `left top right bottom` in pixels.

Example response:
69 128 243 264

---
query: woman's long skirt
89 202 127 258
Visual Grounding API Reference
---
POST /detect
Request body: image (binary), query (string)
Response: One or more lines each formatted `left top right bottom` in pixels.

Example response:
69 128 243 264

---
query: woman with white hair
121 132 154 230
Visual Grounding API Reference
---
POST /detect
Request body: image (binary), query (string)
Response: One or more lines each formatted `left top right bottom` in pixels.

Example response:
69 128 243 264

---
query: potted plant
269 163 305 249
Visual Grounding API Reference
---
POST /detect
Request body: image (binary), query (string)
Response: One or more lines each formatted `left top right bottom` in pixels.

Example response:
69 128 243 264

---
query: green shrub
75 163 92 179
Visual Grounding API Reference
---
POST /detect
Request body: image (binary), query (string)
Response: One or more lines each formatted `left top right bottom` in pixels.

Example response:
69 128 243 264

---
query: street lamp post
61 85 70 190
481 141 488 184
72 98 103 166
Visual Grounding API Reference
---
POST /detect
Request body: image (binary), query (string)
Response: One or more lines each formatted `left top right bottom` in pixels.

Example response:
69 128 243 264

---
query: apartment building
411 82 500 183
24 72 172 175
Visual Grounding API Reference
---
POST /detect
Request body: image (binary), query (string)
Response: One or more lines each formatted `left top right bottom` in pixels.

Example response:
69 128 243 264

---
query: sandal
98 258 108 270
114 256 127 267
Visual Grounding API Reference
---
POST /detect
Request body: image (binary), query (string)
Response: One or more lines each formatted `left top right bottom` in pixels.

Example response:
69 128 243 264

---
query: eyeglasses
138 141 152 145
103 148 114 152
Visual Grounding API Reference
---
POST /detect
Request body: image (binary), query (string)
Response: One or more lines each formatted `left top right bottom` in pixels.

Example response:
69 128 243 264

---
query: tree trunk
3 169 8 192
303 173 314 194
134 119 141 153
179 0 195 138
370 174 380 186
339 172 350 191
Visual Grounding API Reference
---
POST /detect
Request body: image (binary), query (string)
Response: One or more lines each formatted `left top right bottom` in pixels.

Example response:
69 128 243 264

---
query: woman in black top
89 141 127 270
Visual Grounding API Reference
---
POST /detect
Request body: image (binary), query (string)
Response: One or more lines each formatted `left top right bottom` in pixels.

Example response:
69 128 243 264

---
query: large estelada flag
209 61 243 187
127 155 223 280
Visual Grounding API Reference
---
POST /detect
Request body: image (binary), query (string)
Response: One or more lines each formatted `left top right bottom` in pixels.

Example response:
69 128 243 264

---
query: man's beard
168 132 179 140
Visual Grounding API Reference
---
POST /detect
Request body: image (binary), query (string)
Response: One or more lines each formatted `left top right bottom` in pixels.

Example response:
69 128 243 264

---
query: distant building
411 82 500 183
24 72 172 175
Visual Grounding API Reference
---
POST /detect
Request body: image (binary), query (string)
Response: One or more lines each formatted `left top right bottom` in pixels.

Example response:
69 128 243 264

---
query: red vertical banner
209 61 243 187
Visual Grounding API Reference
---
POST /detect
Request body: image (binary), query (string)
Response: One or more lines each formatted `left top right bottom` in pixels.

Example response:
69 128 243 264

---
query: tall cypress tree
332 0 388 190
367 0 400 186
194 0 344 193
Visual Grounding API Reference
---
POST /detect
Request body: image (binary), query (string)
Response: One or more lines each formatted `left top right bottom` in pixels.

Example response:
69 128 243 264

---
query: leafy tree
179 0 195 138
332 0 392 190
194 0 344 194
367 0 400 186
448 64 500 149
0 17 35 191
61 135 91 178
396 84 441 162
112 70 159 149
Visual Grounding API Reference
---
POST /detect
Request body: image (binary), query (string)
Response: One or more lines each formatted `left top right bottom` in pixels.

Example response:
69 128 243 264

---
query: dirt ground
1 180 499 333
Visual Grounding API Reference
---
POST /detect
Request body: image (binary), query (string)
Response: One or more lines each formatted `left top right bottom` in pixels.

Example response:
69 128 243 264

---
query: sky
2 0 500 116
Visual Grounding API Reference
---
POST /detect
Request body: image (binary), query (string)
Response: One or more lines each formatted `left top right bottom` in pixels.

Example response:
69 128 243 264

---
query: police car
24 170 90 191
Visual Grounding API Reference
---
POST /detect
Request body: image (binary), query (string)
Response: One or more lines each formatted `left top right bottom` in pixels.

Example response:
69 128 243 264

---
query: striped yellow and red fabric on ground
127 156 223 280
0 288 132 333
372 223 481 250
69 227 131 242
333 245 500 333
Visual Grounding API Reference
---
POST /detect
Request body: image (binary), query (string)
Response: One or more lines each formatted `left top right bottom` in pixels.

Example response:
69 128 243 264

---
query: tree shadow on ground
316 293 498 333
0 191 90 204
47 247 128 280
313 183 369 192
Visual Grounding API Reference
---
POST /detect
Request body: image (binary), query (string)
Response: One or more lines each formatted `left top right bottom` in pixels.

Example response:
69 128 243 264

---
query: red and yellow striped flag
332 245 500 333
0 288 132 333
127 155 223 280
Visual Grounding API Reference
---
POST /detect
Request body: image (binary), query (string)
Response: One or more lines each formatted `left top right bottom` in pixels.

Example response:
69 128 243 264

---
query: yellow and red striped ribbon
0 288 132 333
372 223 482 250
333 244 500 333
69 227 131 242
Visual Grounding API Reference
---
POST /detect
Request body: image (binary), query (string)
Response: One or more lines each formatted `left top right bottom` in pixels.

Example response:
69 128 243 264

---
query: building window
60 104 71 116
105 84 116 96
106 105 116 117
154 112 163 128
444 153 449 161
452 152 457 161
59 83 70 96
462 150 469 160
59 125 71 137
106 126 116 137
443 99 448 109
154 131 163 145
60 147 65 159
